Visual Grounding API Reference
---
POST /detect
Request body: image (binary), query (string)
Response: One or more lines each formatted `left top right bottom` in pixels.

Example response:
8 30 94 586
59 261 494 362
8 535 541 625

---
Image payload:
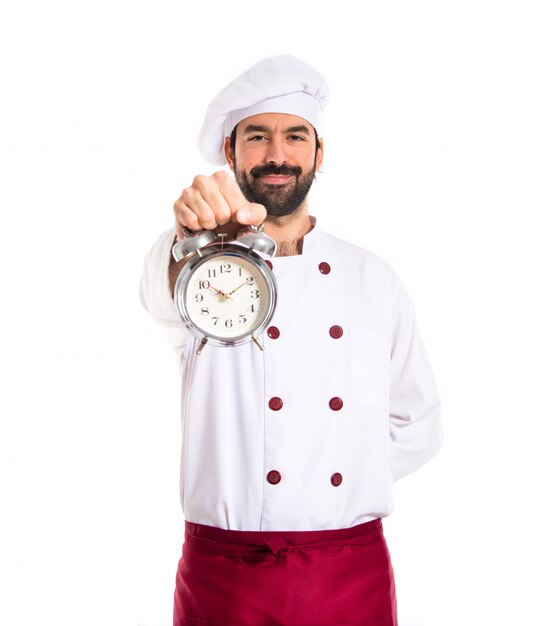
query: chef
140 54 442 626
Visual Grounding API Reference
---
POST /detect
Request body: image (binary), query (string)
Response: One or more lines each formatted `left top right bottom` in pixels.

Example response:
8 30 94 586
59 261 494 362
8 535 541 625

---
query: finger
214 170 266 225
213 171 248 213
175 221 185 242
174 196 195 234
233 202 267 226
179 207 202 230
198 188 232 226
175 188 218 230
193 174 233 225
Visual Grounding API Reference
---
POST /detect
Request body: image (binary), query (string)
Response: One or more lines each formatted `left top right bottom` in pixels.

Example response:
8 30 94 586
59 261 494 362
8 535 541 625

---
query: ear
315 137 324 172
224 136 235 172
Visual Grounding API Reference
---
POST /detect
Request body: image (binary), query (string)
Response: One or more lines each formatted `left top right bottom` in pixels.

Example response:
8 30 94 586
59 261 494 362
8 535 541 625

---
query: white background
1 1 548 625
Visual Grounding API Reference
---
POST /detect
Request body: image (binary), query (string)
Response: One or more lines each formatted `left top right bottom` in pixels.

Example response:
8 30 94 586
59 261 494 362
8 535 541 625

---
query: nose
264 136 287 165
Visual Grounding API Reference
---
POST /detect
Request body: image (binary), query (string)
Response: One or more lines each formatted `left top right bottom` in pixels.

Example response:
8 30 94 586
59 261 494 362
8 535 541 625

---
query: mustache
250 164 302 178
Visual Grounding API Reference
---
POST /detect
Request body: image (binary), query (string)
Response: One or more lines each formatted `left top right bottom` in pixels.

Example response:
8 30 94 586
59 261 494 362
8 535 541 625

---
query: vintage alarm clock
172 225 277 354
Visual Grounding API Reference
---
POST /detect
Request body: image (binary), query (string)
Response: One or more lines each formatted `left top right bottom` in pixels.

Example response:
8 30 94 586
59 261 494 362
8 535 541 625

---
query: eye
248 135 267 142
288 135 306 142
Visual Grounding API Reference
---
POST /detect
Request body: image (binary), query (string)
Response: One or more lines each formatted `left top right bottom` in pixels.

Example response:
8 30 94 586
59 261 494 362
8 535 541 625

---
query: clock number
250 290 260 299
225 319 233 328
208 268 216 278
201 307 209 316
239 315 247 324
195 293 204 303
220 263 231 273
212 317 219 326
246 276 254 285
199 280 210 290
247 304 255 313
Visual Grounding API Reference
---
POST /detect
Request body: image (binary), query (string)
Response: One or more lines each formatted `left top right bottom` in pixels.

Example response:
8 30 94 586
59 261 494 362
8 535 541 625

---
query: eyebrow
286 125 311 135
242 124 311 135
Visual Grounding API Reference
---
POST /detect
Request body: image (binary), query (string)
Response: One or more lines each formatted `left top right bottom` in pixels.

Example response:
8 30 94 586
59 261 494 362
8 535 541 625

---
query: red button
319 262 331 274
267 326 280 339
329 325 343 339
267 470 281 485
269 397 283 411
331 472 343 487
265 260 273 270
329 397 343 411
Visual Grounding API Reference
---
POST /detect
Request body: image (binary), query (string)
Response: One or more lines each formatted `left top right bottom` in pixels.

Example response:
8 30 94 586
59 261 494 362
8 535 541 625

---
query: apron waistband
184 518 382 561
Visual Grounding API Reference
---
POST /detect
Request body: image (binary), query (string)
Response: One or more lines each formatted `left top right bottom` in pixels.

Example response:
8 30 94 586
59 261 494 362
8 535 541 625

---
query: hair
229 124 321 157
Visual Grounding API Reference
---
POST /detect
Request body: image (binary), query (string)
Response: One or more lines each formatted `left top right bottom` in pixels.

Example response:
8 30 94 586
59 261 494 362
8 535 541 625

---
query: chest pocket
349 328 391 409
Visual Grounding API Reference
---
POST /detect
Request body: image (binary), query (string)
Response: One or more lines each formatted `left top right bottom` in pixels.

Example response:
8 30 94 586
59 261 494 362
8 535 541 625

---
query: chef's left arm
388 270 443 481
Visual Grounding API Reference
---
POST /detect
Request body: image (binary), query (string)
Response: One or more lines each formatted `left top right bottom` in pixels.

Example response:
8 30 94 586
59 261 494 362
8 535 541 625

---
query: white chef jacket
140 218 442 531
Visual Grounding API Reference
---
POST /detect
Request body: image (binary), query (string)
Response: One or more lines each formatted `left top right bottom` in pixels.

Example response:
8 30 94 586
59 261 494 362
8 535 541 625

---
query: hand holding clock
173 171 267 241
170 173 277 351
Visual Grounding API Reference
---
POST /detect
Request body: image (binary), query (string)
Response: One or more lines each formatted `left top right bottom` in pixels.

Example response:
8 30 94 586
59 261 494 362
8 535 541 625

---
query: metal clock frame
173 243 277 350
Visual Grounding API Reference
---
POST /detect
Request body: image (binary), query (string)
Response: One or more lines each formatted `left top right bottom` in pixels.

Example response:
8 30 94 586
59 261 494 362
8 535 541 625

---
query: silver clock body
173 243 277 348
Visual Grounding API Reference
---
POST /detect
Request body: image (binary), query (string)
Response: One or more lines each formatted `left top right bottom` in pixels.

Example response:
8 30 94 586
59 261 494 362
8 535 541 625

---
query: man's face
224 113 323 217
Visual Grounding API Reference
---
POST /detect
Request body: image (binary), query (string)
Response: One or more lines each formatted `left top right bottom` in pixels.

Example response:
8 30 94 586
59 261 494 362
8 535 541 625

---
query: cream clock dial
185 253 270 339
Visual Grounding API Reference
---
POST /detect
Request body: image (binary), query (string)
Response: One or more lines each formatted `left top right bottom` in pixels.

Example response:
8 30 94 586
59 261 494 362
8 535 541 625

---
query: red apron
173 518 398 626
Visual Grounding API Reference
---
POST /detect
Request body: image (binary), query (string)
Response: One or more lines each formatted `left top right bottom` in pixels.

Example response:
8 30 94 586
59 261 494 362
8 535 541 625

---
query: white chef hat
196 54 330 165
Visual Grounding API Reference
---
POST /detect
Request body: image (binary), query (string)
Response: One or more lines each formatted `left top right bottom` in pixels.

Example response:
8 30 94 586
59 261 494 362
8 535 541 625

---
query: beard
234 161 316 217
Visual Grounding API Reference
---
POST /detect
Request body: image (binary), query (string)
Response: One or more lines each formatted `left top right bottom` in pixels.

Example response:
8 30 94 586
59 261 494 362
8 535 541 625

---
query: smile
258 175 294 185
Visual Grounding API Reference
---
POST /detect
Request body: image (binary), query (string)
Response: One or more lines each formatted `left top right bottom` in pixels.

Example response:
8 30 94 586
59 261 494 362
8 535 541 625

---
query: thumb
234 202 267 226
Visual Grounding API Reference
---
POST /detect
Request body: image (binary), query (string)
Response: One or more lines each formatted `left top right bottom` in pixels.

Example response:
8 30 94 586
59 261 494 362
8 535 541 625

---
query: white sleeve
139 227 188 351
389 270 442 481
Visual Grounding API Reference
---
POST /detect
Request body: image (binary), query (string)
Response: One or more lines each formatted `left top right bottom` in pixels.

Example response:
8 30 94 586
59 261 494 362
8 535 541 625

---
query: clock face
182 251 272 341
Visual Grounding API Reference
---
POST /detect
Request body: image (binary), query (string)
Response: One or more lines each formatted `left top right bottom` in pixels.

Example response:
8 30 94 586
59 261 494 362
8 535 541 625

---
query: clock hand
228 280 249 296
208 284 232 300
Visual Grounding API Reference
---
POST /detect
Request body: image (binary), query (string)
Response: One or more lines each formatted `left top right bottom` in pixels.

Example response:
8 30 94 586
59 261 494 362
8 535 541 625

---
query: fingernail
237 209 251 222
